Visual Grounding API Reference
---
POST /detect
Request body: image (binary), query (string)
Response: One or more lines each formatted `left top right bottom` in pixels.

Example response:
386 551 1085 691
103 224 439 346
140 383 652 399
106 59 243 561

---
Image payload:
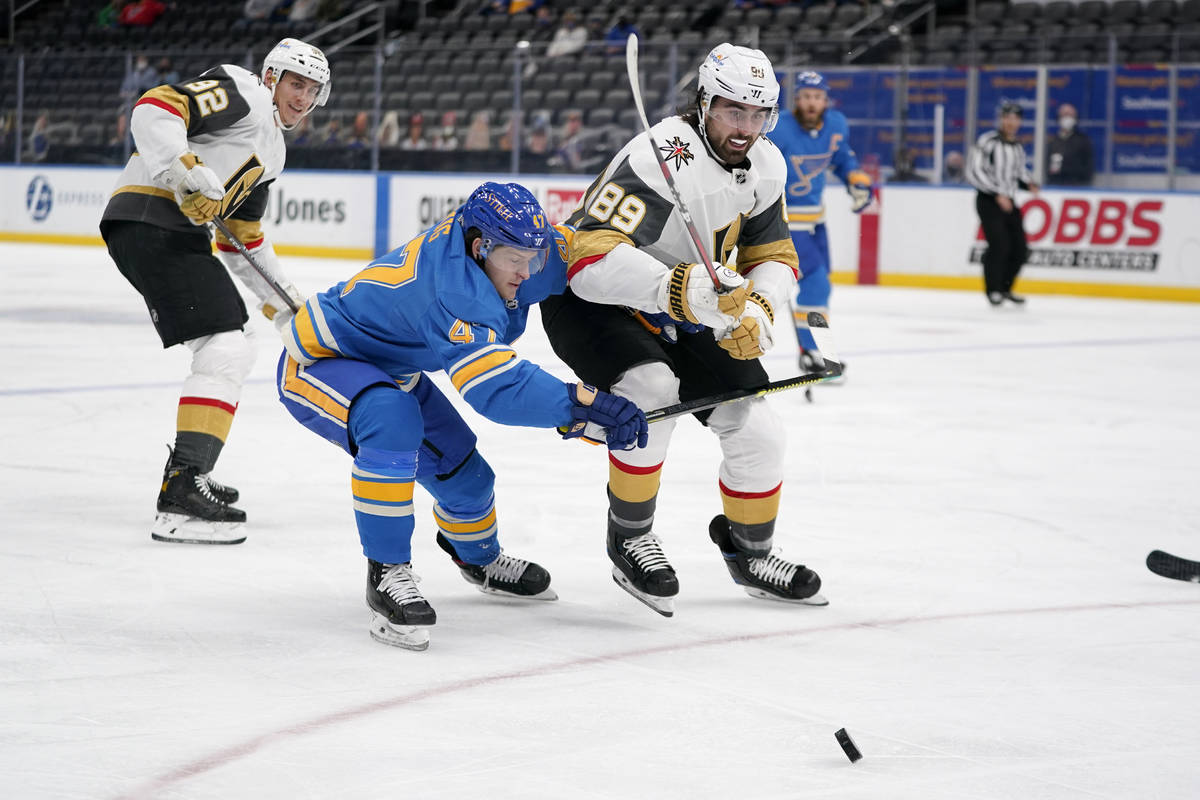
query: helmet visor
481 241 548 277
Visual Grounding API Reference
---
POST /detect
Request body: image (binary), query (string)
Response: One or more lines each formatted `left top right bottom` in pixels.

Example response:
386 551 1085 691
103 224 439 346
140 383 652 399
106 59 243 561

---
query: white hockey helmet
696 43 780 133
262 38 331 126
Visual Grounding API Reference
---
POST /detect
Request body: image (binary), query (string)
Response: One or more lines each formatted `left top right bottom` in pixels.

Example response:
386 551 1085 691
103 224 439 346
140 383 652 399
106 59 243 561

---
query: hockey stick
645 311 843 423
1146 550 1200 583
625 34 722 291
211 215 300 315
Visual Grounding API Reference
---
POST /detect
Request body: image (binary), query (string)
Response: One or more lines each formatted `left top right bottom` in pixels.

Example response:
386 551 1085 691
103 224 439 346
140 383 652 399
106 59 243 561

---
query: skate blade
368 611 431 651
744 587 829 606
611 569 675 617
475 584 559 601
151 512 246 545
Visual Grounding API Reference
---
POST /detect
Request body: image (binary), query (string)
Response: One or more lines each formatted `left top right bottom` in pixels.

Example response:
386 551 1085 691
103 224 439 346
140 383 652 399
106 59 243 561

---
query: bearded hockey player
100 38 329 545
541 43 828 617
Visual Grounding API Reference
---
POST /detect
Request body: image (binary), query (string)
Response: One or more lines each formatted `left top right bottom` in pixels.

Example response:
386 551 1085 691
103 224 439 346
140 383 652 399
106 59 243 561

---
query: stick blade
806 311 844 378
1147 550 1200 583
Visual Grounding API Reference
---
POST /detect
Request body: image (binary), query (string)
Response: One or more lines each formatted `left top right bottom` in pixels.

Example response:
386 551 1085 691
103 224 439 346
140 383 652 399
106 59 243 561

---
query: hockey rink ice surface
2 242 1199 799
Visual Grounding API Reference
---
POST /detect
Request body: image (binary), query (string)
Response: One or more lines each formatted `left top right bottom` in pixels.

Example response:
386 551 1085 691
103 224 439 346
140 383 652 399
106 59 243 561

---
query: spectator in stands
320 117 343 146
27 113 50 162
551 110 585 170
290 114 316 146
432 111 460 151
157 57 180 86
119 55 160 111
943 150 965 184
464 110 492 151
400 113 428 150
526 116 552 155
605 16 641 55
289 0 320 21
890 146 928 183
497 118 517 152
1046 103 1094 186
546 10 587 59
97 1 122 29
346 111 371 149
243 0 278 20
119 0 166 27
108 110 130 147
377 110 401 147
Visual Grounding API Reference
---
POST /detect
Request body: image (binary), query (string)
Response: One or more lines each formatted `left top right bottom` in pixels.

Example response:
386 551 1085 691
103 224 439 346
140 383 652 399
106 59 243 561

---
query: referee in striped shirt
967 103 1040 306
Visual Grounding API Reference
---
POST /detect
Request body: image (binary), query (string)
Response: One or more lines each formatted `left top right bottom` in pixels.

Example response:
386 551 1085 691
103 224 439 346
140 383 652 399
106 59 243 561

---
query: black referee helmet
998 101 1024 117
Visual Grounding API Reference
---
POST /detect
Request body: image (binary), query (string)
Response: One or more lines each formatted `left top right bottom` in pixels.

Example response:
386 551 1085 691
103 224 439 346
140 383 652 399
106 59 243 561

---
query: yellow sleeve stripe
737 240 799 271
787 210 825 224
293 304 341 361
568 228 634 268
449 347 517 393
137 85 191 128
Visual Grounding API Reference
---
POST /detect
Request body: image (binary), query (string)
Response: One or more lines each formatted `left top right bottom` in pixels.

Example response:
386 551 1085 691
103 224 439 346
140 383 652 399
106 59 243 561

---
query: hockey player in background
770 71 873 377
277 182 648 650
100 38 329 545
540 43 828 617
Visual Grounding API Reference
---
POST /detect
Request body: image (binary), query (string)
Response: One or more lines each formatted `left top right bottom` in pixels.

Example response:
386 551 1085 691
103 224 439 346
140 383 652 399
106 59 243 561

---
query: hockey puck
835 728 862 762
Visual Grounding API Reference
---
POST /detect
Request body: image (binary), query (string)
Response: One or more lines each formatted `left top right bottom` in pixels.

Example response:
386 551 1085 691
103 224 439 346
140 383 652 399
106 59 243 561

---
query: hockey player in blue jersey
276 182 648 650
770 71 873 379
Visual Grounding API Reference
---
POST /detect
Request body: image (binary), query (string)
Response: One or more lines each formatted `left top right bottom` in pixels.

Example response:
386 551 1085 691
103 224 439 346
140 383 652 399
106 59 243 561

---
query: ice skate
199 473 239 504
608 527 679 617
1003 291 1026 305
366 560 436 650
152 462 246 545
709 515 828 606
436 533 557 600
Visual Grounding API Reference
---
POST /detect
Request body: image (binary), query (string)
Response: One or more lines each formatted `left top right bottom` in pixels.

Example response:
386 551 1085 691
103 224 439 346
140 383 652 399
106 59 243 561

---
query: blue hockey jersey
281 214 573 429
770 107 861 226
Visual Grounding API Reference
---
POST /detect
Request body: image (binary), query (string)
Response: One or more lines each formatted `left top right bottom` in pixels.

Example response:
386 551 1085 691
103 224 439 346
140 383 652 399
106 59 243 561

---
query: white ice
2 242 1199 800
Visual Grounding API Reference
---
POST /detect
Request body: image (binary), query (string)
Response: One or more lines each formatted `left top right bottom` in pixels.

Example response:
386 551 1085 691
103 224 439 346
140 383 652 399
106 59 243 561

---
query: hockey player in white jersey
99 38 330 545
541 43 828 616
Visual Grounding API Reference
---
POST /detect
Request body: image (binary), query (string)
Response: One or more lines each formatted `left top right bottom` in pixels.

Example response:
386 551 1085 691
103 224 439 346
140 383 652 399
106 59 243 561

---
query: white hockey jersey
102 64 285 234
566 116 798 312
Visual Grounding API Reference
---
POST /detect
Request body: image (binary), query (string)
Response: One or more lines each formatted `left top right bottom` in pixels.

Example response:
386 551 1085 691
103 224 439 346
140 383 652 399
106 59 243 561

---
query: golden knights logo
659 136 694 170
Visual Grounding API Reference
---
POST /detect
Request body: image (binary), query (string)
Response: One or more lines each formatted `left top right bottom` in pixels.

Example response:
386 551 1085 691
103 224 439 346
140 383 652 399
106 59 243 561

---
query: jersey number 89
587 182 646 235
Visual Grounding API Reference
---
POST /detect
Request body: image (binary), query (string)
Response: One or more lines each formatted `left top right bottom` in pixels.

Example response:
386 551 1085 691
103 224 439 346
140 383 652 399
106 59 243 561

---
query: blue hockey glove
560 383 649 450
847 170 874 214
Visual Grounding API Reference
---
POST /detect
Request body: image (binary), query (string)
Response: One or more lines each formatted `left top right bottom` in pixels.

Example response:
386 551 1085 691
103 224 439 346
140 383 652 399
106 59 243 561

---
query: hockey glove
632 310 704 344
847 170 874 214
560 383 649 451
719 289 775 360
260 283 305 333
160 152 225 225
656 263 749 331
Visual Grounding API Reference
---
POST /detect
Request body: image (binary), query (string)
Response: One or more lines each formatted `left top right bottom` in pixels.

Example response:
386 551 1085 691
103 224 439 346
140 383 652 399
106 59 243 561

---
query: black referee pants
975 192 1029 296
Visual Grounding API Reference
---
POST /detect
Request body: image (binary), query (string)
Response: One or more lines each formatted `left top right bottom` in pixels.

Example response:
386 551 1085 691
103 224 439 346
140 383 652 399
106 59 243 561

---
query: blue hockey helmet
460 182 551 275
795 70 830 95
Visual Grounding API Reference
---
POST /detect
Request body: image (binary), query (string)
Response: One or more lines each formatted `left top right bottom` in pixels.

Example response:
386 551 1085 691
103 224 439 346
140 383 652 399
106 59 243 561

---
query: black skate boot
608 526 679 617
152 462 247 544
199 474 239 504
436 533 558 600
709 515 827 606
367 560 436 650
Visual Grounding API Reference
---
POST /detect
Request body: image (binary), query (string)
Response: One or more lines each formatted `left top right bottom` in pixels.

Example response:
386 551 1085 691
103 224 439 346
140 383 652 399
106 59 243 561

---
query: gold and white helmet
696 43 780 133
262 38 331 128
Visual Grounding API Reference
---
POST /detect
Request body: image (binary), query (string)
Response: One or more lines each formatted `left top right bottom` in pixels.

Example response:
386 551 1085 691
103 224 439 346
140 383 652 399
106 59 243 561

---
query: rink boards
2 164 1197 302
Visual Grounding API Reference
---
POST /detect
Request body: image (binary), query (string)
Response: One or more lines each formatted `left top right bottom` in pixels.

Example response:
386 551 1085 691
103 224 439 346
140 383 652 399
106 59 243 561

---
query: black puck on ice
835 728 862 762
